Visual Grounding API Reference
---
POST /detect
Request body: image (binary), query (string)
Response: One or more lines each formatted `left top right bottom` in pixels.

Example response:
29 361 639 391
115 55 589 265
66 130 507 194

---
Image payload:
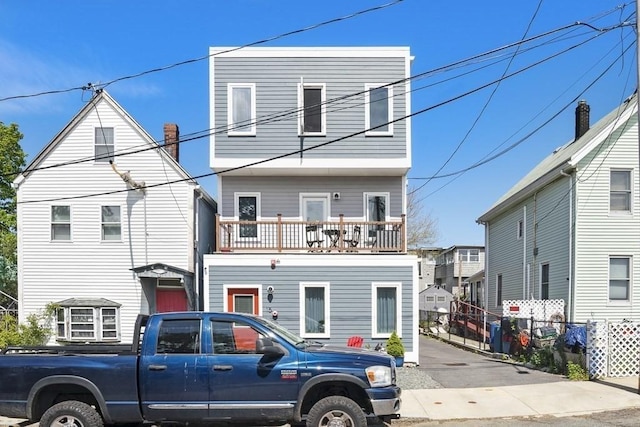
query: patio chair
347 336 364 348
305 224 323 251
343 226 361 251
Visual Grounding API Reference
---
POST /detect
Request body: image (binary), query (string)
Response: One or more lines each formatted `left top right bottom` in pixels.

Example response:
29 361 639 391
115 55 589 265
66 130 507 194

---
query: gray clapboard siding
219 175 403 218
208 265 413 351
213 56 407 159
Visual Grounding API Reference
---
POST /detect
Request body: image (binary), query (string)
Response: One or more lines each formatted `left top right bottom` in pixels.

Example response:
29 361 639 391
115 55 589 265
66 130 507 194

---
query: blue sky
1 0 636 248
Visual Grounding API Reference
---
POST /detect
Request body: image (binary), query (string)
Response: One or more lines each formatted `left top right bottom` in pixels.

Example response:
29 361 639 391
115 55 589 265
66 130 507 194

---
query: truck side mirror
256 337 284 357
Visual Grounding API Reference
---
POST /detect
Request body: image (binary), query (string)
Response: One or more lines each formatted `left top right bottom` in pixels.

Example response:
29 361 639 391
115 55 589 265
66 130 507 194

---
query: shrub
385 331 405 357
567 361 589 381
0 304 56 349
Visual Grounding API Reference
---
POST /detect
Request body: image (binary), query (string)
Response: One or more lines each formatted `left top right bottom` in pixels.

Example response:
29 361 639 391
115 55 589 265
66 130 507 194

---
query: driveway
416 334 567 388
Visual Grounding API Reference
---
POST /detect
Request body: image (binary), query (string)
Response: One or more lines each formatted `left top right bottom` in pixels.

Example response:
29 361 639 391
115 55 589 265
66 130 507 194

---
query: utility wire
17 28 623 205
5 19 628 180
0 0 405 102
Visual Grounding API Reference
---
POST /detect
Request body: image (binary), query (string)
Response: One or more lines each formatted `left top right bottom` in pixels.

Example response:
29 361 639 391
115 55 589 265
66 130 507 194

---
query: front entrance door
157 288 188 312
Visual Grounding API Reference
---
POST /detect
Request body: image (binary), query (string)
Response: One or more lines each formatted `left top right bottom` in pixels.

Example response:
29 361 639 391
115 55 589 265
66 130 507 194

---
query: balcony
215 214 406 253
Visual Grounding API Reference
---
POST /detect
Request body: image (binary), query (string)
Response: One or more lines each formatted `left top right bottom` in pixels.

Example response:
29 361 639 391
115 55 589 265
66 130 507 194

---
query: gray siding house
478 95 640 322
203 47 419 363
434 245 484 297
14 90 217 344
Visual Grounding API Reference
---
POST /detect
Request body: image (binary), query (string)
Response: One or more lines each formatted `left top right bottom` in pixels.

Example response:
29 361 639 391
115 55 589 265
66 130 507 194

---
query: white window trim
234 192 261 240
299 193 331 221
222 284 263 316
299 282 330 338
227 83 256 136
371 282 402 339
364 192 391 221
608 256 632 305
100 205 122 242
298 82 326 136
364 83 393 136
609 169 633 215
51 205 72 242
539 262 550 299
56 306 121 342
94 127 114 163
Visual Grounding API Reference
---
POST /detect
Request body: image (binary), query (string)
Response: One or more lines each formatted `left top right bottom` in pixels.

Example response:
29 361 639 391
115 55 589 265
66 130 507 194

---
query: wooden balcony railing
215 214 406 253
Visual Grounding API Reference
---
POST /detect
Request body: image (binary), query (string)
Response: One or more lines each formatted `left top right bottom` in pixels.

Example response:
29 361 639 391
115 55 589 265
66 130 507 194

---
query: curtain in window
234 295 254 314
305 287 325 333
377 287 396 333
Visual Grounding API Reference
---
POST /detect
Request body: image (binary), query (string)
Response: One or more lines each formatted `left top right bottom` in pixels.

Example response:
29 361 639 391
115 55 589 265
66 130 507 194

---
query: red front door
156 288 188 312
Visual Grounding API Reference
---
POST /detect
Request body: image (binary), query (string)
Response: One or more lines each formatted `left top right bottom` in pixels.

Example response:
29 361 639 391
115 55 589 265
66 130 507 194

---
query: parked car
0 311 401 427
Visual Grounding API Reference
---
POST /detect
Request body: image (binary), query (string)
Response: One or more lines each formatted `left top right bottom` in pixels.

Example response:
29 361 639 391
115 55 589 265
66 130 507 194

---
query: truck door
208 316 299 421
139 318 209 421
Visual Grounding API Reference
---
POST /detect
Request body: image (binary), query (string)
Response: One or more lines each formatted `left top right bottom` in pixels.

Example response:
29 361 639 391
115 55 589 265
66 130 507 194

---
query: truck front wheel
40 400 104 427
306 396 367 427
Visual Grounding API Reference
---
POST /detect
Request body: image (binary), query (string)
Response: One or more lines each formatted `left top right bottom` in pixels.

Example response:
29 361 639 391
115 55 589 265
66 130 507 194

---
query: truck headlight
365 365 392 387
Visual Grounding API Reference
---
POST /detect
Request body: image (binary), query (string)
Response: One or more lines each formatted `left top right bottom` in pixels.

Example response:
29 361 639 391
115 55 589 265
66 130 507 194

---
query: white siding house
478 95 639 322
14 90 216 344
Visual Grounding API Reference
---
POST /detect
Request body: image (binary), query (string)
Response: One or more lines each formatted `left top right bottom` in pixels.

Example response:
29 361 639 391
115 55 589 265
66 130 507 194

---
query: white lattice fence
502 299 565 321
587 320 640 378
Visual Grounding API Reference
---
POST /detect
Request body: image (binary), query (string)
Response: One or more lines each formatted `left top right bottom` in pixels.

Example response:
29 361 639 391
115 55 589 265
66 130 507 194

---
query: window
51 205 71 241
101 206 121 241
56 302 121 342
610 170 631 213
365 84 393 135
609 257 630 301
235 193 259 238
233 294 254 314
417 261 423 278
298 83 326 135
517 220 523 239
227 83 256 135
372 282 401 338
212 319 264 354
496 274 503 306
95 127 114 163
156 319 201 354
425 295 435 303
365 193 389 238
458 249 479 262
541 263 549 299
300 282 330 338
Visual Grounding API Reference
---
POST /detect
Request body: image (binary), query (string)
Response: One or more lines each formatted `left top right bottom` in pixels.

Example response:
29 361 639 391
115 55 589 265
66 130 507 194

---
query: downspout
522 205 527 300
532 193 538 299
561 168 574 322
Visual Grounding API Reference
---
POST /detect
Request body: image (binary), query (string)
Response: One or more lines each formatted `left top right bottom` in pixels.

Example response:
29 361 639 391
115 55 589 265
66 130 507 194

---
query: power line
17 27 626 205
6 19 627 181
0 0 405 102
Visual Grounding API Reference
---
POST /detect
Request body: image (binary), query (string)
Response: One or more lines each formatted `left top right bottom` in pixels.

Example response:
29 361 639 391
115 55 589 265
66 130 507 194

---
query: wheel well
32 384 100 420
299 381 371 417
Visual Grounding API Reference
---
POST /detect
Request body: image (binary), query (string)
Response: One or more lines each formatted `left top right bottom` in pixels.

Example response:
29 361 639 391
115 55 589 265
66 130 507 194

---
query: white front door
302 195 329 222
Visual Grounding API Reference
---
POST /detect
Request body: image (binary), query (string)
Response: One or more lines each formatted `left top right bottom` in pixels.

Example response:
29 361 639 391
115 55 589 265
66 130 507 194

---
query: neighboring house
203 47 419 363
411 247 443 291
477 95 639 322
418 285 453 313
13 90 217 344
434 245 484 296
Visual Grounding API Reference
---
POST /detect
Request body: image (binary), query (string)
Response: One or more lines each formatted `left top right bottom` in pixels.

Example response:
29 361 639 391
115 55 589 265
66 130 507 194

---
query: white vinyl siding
365 84 393 135
227 83 256 136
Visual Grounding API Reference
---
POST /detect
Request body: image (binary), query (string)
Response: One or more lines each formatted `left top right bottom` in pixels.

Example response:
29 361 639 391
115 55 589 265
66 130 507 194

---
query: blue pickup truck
0 311 401 427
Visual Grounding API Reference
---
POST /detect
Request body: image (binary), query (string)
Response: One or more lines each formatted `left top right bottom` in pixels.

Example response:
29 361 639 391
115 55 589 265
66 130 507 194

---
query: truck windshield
253 316 305 346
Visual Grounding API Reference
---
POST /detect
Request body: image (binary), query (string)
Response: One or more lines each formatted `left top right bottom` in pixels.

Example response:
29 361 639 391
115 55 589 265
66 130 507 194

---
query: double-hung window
610 170 631 213
101 205 121 241
227 83 256 135
540 263 550 299
95 127 114 163
365 84 393 135
300 282 330 338
235 193 259 238
51 205 71 241
298 83 326 135
372 282 401 338
609 257 631 302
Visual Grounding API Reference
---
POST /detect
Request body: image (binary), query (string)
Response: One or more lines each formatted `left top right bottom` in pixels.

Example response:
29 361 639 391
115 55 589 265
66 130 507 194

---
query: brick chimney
575 100 590 140
163 123 179 162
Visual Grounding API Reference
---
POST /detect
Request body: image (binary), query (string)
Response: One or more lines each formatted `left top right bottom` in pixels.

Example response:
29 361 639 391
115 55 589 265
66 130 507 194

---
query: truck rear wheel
306 396 367 427
40 400 104 427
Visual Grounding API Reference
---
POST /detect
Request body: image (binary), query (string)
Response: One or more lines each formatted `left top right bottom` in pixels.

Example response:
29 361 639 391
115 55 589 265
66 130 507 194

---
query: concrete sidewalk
400 378 640 420
1 378 640 426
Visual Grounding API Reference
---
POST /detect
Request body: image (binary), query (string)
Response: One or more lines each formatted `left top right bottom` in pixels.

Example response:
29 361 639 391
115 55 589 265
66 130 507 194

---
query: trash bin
489 321 500 352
